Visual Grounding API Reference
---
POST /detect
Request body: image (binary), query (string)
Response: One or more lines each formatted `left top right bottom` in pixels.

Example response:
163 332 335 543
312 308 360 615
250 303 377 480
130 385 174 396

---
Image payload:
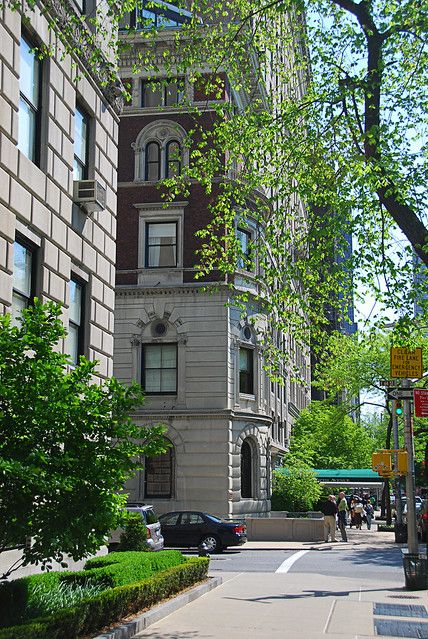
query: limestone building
0 0 121 375
114 1 310 519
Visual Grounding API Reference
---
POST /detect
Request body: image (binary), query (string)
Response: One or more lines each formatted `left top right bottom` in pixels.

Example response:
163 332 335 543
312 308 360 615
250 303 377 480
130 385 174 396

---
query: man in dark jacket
320 494 338 542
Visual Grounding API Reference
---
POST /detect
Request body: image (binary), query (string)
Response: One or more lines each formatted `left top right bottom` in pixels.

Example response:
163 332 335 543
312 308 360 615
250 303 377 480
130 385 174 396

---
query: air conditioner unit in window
73 180 106 213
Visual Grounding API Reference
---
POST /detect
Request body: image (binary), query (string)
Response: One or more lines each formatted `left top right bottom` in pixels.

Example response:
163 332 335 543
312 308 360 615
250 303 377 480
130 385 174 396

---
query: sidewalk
132 528 427 639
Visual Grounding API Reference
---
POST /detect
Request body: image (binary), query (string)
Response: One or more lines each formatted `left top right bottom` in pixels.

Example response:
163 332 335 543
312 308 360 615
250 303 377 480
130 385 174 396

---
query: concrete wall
246 516 324 542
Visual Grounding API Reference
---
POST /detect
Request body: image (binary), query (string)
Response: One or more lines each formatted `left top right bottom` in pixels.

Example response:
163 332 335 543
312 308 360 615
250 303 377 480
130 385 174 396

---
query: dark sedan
158 511 247 553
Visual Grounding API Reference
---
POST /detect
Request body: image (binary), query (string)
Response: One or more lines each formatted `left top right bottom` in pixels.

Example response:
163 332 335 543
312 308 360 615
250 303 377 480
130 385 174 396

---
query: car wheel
200 535 222 553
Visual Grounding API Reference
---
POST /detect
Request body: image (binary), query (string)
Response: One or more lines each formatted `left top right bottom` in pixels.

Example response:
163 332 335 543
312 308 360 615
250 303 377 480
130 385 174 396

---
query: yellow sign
372 451 392 474
390 347 423 379
396 450 408 475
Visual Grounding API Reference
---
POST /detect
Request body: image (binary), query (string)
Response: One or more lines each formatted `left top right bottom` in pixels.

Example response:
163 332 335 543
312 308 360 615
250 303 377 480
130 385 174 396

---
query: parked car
417 499 428 541
109 504 164 551
158 511 247 553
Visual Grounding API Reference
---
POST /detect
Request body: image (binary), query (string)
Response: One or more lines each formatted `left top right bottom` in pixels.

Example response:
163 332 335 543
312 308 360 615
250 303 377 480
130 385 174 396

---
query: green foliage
0 554 209 639
271 463 321 512
119 515 149 552
0 301 169 573
289 401 374 469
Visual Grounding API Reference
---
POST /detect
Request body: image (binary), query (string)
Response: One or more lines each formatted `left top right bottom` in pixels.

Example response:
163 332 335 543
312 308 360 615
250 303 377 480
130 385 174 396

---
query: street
136 530 427 639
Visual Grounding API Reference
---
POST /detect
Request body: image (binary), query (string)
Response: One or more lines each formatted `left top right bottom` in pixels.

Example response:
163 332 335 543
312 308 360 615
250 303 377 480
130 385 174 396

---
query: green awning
275 468 380 481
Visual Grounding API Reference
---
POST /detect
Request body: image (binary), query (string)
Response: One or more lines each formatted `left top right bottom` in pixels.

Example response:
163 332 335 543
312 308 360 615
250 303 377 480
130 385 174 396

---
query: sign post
389 348 422 556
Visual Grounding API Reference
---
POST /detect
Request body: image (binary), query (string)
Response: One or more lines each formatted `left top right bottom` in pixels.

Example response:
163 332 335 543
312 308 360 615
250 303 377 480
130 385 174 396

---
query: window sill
239 393 256 400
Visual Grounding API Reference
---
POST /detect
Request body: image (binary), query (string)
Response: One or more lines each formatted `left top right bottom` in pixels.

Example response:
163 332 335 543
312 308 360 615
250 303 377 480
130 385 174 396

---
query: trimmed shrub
119 514 149 551
0 557 209 639
0 550 186 628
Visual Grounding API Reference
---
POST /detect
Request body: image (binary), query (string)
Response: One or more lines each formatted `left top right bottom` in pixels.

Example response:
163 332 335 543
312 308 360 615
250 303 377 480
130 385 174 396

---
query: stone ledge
93 576 223 639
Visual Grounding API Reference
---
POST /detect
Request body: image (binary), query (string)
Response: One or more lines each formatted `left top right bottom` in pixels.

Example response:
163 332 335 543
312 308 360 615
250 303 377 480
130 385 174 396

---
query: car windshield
205 514 222 523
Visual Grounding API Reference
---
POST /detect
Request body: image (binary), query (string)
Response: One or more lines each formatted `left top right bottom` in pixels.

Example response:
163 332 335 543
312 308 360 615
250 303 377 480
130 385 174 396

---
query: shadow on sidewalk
223 586 407 603
339 547 402 567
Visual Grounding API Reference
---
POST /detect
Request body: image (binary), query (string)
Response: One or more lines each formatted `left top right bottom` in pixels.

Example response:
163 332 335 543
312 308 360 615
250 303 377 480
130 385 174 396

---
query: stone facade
0 1 120 377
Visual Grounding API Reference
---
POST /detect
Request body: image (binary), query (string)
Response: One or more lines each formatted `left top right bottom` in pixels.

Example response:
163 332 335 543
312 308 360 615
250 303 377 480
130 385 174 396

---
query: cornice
134 201 188 211
131 407 273 425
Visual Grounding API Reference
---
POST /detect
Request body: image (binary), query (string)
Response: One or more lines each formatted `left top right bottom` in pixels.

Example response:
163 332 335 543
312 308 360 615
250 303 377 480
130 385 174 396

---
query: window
236 227 252 271
142 79 184 108
241 440 252 498
142 343 177 394
120 2 192 31
146 222 177 268
181 513 204 525
145 142 161 181
18 34 41 163
12 240 34 322
239 347 254 395
68 278 84 366
166 140 181 177
145 447 173 498
73 105 89 180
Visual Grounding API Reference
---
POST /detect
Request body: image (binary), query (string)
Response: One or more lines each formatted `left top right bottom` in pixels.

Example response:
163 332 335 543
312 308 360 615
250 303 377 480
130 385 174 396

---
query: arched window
134 120 188 182
144 445 174 498
166 140 181 177
241 439 252 498
145 141 161 181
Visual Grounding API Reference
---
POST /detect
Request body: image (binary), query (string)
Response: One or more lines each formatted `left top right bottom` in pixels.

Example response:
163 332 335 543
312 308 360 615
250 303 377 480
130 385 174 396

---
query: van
109 504 164 551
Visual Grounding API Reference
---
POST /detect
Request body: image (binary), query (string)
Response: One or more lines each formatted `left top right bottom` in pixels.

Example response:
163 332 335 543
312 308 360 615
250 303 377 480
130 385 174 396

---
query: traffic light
395 400 403 416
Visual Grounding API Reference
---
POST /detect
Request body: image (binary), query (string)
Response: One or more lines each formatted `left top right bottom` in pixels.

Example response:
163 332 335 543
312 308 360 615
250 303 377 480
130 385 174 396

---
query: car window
181 513 204 525
205 514 222 523
160 513 180 526
145 509 159 525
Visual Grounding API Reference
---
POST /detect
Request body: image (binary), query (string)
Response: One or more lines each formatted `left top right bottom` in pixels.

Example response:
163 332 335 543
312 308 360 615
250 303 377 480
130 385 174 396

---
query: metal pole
403 379 418 554
392 401 403 526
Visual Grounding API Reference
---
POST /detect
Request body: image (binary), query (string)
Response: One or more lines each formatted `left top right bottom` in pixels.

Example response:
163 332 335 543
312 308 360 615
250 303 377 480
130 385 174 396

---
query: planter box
246 516 324 541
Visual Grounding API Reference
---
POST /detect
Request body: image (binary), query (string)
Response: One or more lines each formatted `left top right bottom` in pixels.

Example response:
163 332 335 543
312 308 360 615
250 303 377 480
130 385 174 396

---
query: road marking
275 550 309 573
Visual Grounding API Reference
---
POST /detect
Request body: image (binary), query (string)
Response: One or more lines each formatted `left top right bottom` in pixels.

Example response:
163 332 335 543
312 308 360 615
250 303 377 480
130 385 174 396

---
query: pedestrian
337 491 349 542
349 497 356 528
354 499 364 529
320 495 338 542
364 502 374 530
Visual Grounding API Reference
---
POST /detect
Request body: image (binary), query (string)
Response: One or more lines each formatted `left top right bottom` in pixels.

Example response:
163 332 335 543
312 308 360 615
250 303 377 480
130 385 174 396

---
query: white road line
275 549 309 573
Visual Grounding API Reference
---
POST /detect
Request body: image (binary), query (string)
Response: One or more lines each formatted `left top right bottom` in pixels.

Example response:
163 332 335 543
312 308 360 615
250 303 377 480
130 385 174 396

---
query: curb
93 576 223 639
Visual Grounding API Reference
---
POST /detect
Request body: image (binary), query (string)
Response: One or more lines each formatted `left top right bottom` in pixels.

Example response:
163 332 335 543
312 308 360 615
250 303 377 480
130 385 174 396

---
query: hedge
0 556 209 639
0 550 185 627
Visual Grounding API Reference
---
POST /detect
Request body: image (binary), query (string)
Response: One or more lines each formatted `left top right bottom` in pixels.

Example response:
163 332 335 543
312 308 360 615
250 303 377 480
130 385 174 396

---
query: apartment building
0 0 121 375
114 1 310 518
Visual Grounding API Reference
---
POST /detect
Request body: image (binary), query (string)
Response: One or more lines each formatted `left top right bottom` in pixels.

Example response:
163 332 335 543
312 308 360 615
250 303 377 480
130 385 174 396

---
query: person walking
337 491 349 542
364 502 374 530
354 498 364 530
320 495 338 542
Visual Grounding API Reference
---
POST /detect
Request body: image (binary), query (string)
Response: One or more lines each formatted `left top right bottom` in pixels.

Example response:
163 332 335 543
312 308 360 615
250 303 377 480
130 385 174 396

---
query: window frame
142 342 178 395
236 227 253 272
144 446 174 499
68 276 86 366
144 141 161 181
18 32 42 165
239 346 254 395
12 237 37 321
165 139 181 178
145 220 178 269
141 78 185 108
73 103 90 180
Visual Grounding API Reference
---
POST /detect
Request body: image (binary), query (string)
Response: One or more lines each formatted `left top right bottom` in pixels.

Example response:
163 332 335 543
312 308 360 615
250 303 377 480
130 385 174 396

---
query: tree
7 0 427 363
271 462 321 511
288 401 374 468
0 301 168 578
